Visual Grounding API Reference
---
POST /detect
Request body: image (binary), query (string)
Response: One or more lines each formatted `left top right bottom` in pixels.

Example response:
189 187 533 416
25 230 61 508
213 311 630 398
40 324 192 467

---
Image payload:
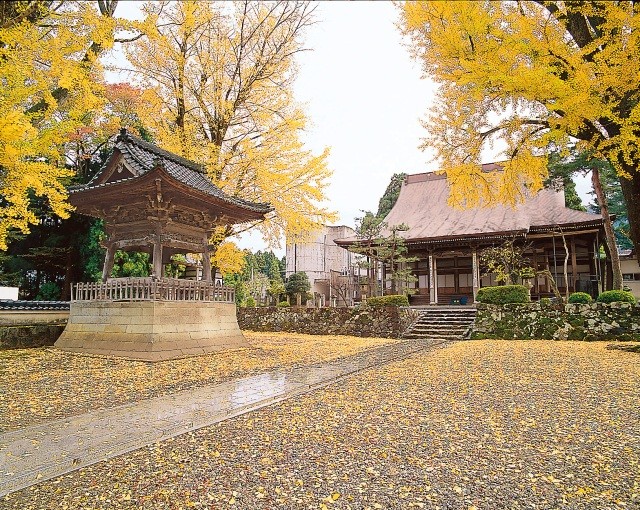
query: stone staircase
403 307 476 340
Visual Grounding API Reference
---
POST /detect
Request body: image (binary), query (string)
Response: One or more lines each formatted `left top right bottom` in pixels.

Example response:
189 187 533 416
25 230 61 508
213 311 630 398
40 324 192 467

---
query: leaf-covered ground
3 340 639 509
0 332 397 431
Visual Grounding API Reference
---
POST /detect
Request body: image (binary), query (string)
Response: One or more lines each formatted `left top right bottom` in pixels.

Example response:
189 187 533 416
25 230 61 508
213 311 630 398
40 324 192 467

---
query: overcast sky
107 1 589 255
107 2 437 254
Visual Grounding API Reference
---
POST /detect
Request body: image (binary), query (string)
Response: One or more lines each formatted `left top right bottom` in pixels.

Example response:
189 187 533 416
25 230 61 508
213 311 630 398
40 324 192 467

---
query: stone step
413 319 475 326
412 310 476 317
411 328 469 335
414 315 475 320
403 333 464 340
415 319 473 326
403 309 476 340
412 320 473 326
418 317 475 320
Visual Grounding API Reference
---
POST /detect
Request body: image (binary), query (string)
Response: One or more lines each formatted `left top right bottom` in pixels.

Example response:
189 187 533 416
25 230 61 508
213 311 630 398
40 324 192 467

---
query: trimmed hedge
277 301 290 307
596 290 637 304
568 292 593 304
476 285 530 305
366 294 410 307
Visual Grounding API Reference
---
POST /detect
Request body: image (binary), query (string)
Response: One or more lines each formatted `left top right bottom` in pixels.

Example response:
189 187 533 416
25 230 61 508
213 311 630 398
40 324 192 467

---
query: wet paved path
0 338 446 496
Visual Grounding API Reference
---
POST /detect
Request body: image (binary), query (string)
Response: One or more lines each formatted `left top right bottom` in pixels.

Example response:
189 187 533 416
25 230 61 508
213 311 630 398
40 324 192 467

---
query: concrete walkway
0 339 445 497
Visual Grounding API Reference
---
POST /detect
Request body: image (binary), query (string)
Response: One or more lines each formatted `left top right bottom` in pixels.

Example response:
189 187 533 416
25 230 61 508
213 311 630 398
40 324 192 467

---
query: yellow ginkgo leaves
398 0 640 251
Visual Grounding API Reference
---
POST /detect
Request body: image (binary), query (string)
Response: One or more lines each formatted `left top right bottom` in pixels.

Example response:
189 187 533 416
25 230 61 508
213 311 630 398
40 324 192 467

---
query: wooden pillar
570 237 578 293
543 250 550 293
153 241 163 278
532 250 538 297
102 244 116 282
429 254 437 305
472 248 480 300
593 237 601 293
202 240 212 282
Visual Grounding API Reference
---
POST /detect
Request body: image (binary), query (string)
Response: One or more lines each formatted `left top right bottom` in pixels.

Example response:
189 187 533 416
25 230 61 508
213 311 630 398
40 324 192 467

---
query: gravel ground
0 332 398 431
3 340 638 509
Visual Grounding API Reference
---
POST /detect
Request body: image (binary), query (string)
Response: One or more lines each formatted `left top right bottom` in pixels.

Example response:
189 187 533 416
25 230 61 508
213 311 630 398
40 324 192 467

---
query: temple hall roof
336 170 604 247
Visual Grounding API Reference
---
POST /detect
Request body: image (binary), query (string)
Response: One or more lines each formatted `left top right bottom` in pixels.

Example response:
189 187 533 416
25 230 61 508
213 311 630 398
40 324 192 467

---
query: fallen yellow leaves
0 332 398 431
2 340 639 509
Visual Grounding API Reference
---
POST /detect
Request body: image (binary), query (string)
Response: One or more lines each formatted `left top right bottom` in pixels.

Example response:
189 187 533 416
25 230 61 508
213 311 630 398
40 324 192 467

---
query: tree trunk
601 239 614 291
537 269 562 301
560 230 570 300
62 248 73 301
618 165 640 269
592 166 623 290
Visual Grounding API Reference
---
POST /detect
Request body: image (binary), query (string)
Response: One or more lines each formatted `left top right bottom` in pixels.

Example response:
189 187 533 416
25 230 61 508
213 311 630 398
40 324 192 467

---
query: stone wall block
237 306 417 338
471 303 640 341
55 301 248 361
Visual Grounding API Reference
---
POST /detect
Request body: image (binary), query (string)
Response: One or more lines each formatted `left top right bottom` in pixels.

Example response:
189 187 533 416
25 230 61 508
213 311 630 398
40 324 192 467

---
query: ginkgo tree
124 1 335 260
399 1 640 260
0 0 145 250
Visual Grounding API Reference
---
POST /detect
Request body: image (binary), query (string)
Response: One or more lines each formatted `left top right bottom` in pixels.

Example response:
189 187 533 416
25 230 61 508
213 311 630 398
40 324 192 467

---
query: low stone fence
471 302 640 341
237 306 419 338
0 302 70 349
0 323 67 349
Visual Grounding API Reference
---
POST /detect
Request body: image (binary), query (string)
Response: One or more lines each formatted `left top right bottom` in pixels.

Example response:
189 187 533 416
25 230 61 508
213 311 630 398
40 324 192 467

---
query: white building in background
620 250 640 298
286 225 362 306
0 287 19 300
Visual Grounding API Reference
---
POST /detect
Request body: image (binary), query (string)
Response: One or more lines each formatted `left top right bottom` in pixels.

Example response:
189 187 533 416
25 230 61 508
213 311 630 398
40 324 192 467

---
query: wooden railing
72 278 235 303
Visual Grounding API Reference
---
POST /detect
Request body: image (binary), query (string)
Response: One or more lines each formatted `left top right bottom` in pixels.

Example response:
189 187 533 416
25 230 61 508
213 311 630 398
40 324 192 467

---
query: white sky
106 1 590 256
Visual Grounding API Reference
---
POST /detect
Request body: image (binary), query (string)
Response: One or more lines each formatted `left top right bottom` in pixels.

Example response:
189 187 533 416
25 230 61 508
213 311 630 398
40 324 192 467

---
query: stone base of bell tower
55 301 250 362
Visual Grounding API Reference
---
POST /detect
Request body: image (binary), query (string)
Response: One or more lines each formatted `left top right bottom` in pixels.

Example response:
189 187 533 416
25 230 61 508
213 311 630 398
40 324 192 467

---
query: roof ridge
117 128 206 174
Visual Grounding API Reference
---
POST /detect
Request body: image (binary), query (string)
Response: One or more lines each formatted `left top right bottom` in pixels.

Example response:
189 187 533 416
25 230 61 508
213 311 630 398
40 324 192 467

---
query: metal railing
72 277 235 303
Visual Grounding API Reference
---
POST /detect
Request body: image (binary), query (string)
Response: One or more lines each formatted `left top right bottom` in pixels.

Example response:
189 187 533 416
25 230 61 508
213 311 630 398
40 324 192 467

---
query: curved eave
70 166 272 223
336 220 603 251
529 219 604 233
405 230 528 246
335 230 528 249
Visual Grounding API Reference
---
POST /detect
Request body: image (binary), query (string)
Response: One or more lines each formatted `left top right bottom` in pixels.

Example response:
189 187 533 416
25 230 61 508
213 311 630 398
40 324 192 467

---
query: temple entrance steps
403 307 476 340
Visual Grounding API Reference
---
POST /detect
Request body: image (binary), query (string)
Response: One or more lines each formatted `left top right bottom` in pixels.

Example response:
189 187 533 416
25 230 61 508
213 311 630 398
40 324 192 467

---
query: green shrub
539 297 552 307
35 282 61 301
366 294 410 307
568 292 593 304
277 300 290 308
476 285 530 305
245 296 256 307
596 290 637 304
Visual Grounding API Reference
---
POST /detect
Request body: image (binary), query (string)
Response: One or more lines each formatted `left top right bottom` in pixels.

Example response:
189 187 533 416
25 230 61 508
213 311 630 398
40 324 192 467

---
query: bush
35 282 61 301
596 290 637 304
476 285 530 305
568 292 593 304
277 300 290 308
366 294 410 307
539 297 552 307
244 296 256 307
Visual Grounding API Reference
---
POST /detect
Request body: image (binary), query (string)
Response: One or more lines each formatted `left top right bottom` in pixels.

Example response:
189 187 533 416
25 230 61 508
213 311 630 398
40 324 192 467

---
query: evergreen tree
546 153 586 212
376 173 407 219
285 272 311 303
588 165 632 250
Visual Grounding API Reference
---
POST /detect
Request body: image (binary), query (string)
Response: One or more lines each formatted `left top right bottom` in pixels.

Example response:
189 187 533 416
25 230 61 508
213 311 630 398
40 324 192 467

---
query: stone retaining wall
237 306 419 338
0 323 66 349
471 302 640 340
0 306 70 349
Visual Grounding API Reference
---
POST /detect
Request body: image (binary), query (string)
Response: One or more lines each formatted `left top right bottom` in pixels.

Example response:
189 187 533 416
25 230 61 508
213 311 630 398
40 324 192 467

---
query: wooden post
429 254 437 305
153 241 163 278
102 244 116 282
570 236 578 293
472 248 480 301
202 240 212 282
